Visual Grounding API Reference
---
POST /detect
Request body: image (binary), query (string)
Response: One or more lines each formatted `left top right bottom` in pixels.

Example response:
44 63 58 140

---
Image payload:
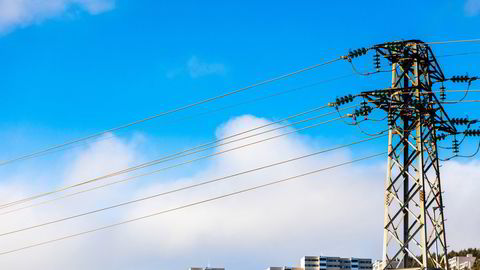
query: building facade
301 256 372 270
267 256 373 270
449 254 477 270
189 267 225 270
266 267 304 270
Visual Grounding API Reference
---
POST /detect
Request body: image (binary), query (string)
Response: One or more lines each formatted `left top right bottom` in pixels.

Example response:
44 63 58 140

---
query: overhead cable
0 73 356 163
0 57 342 168
0 136 386 237
0 108 355 210
425 38 480 45
0 152 385 256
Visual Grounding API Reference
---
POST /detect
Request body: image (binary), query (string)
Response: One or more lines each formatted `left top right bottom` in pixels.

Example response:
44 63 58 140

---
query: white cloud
0 116 478 270
166 56 227 79
442 160 480 249
465 0 480 16
187 56 227 78
0 0 115 34
62 133 140 183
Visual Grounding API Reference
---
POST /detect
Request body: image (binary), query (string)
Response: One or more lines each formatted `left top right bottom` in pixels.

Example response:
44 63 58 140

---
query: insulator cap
439 85 446 101
450 75 478 83
452 139 460 154
331 94 355 107
464 129 480 136
372 90 389 98
352 106 373 117
384 42 404 52
451 118 478 125
348 48 368 59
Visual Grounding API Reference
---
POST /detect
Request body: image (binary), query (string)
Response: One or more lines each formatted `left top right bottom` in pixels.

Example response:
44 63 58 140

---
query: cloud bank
0 0 115 34
0 115 478 270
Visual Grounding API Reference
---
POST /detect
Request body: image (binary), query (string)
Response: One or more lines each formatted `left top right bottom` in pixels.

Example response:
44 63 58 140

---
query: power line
0 152 385 256
0 108 356 211
437 51 480 58
0 73 356 163
0 113 350 212
0 57 342 168
441 90 480 92
377 89 480 95
425 38 480 45
440 139 480 161
0 136 385 237
348 62 394 77
442 100 480 104
0 105 333 209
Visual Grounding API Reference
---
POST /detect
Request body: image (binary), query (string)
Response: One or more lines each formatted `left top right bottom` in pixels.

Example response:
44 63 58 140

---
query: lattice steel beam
361 40 453 270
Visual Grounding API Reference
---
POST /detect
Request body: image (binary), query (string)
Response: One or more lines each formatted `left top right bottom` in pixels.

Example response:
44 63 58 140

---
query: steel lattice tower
359 40 457 270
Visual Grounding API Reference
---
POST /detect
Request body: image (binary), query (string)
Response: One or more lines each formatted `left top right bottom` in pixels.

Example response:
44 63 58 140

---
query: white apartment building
301 256 373 270
189 267 225 270
266 267 304 270
449 254 477 270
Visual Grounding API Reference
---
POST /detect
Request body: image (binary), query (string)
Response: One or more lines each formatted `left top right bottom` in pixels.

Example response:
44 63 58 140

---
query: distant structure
301 256 372 270
189 267 225 270
448 254 477 270
266 267 303 270
267 255 372 270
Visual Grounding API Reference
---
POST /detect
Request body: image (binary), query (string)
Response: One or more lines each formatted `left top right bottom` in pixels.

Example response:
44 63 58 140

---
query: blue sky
1 0 479 140
0 1 480 269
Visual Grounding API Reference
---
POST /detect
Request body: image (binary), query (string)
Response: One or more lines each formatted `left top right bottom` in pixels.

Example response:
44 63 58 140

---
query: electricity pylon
359 40 456 270
335 39 479 270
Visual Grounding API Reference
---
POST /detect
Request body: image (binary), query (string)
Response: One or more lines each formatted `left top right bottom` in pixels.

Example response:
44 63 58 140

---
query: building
449 254 477 270
267 256 373 270
352 258 373 270
189 267 225 270
301 256 372 270
266 267 304 270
